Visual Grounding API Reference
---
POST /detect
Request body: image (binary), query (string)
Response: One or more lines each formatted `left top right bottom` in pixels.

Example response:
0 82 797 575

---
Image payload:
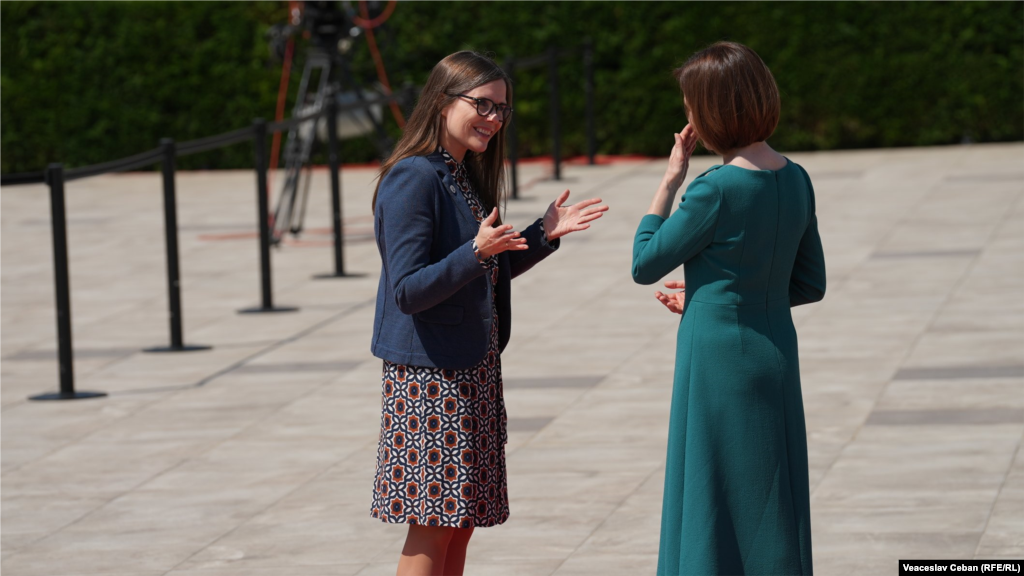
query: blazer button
449 185 457 193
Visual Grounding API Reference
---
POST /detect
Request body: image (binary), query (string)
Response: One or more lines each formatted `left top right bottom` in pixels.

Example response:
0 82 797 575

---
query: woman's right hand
654 280 687 314
475 208 528 258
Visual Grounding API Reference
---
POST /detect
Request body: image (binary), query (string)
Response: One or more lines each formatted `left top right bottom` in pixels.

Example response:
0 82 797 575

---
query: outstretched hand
475 208 527 258
654 280 686 314
542 190 609 241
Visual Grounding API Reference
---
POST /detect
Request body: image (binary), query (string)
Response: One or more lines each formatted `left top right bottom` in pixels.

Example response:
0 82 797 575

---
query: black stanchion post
584 37 596 166
314 96 363 279
145 139 211 353
239 119 297 313
255 119 274 308
328 97 345 275
30 164 106 401
504 57 520 199
161 139 185 347
548 46 562 181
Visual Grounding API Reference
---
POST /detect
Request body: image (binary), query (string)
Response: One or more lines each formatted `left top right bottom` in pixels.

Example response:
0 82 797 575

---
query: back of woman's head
674 42 780 155
372 51 512 214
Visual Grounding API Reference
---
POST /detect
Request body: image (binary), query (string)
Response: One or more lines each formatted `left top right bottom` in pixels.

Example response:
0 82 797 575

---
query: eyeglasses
452 94 513 121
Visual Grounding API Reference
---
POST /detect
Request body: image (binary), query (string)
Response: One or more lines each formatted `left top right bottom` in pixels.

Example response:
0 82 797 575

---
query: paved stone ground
2 144 1022 576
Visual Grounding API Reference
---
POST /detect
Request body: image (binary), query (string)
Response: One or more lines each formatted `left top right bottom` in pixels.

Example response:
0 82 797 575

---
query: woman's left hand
654 280 687 314
542 190 609 241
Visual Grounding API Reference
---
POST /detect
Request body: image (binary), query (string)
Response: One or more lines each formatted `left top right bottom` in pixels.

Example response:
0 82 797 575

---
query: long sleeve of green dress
788 180 826 306
632 178 722 286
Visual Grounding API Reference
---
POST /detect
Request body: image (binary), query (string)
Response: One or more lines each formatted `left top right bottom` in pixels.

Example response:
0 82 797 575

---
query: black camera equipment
267 1 394 244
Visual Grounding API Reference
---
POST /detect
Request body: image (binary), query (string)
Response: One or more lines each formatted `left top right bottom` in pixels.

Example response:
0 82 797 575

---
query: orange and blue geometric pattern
370 147 509 528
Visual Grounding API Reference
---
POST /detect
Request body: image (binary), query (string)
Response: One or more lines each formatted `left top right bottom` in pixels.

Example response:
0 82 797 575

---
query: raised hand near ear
663 124 699 192
542 190 610 241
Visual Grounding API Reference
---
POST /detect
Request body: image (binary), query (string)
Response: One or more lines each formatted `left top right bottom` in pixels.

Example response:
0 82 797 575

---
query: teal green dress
632 161 826 576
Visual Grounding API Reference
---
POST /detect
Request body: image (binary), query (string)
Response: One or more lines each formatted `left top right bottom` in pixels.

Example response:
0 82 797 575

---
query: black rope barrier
8 68 601 398
64 147 163 181
266 91 407 134
267 108 324 134
10 89 411 399
0 171 46 186
177 126 254 157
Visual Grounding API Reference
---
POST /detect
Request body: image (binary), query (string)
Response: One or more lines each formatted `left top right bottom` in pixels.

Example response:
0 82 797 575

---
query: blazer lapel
427 154 479 228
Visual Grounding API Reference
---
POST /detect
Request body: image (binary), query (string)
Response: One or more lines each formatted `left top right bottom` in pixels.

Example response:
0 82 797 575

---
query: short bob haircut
674 42 780 155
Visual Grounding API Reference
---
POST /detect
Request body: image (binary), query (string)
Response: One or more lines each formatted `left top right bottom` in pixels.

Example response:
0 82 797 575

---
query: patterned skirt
370 336 509 528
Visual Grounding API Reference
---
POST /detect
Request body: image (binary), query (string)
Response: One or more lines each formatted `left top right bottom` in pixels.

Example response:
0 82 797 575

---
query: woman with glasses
369 51 607 576
633 42 825 575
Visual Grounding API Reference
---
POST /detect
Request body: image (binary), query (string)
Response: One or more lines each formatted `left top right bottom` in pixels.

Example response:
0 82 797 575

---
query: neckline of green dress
711 157 792 174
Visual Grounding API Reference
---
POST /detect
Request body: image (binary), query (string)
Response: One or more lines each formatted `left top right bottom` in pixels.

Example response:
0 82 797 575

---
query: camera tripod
270 1 395 245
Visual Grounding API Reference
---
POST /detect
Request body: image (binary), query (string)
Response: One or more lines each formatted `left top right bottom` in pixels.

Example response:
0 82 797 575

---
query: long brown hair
674 42 780 154
372 51 512 221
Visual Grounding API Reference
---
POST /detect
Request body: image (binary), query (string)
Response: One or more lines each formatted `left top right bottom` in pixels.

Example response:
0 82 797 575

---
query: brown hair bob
372 51 512 221
674 42 780 155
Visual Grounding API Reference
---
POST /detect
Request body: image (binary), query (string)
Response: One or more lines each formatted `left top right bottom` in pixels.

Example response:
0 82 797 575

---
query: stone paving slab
2 144 1022 574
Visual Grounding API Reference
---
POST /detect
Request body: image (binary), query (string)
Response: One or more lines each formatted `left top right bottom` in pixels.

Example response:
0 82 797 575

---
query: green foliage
2 1 1021 173
1 1 287 172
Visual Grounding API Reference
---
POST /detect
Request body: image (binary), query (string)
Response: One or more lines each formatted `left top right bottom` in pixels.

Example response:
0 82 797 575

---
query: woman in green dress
632 42 826 576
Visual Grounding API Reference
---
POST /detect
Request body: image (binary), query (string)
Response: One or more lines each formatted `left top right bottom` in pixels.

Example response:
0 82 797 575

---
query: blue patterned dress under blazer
370 148 558 528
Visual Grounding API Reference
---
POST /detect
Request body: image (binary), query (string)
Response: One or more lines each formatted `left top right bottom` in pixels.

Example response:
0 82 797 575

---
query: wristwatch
472 240 486 264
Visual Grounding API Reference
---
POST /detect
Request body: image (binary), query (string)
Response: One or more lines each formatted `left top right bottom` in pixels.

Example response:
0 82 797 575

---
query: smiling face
439 79 507 162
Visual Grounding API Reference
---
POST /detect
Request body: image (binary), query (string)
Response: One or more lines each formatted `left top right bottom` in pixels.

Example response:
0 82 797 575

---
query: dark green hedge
2 1 1021 173
1 2 286 172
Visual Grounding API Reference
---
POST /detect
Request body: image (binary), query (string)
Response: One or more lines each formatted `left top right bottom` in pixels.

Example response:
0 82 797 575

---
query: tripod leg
272 57 318 245
273 51 333 243
273 162 301 244
284 57 331 237
294 117 318 235
295 157 315 236
290 112 320 234
273 114 311 244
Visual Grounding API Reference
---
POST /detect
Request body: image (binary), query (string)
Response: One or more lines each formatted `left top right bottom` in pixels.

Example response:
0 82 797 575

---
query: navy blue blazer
371 152 559 369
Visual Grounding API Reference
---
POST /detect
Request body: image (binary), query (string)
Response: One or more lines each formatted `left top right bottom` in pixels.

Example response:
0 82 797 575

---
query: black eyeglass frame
451 93 514 121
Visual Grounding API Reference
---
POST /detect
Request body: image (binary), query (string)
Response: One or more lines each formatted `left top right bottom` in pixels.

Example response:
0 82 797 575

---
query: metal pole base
29 391 107 401
237 306 299 314
142 344 213 353
311 272 367 280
